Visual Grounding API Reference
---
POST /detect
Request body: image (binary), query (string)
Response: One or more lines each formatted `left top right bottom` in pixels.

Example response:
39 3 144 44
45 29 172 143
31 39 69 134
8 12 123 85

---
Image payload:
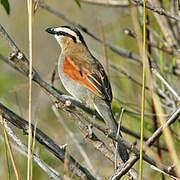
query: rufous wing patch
63 57 101 97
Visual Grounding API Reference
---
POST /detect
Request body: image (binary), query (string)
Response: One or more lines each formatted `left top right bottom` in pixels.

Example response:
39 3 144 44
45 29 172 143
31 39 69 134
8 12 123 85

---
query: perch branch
131 0 180 21
80 0 130 7
0 120 62 180
109 107 180 179
0 103 96 180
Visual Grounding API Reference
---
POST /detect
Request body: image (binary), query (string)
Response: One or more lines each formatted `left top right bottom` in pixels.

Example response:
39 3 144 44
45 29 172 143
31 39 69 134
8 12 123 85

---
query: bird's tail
94 100 129 163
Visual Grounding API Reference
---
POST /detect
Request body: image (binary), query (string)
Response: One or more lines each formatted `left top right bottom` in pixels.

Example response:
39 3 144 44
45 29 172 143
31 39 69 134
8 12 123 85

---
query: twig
66 109 139 180
152 68 180 102
0 54 25 74
152 0 179 48
54 103 118 164
109 107 180 179
151 98 165 180
123 28 180 57
111 64 149 90
73 106 178 178
149 93 180 177
131 0 180 21
0 109 20 180
52 106 101 180
0 103 96 180
80 0 130 7
125 108 169 117
150 165 180 180
146 107 180 146
0 121 62 180
170 1 179 42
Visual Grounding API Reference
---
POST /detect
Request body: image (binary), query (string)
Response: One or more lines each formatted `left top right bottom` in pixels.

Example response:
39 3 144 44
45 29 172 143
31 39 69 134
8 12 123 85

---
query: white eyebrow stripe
53 27 81 43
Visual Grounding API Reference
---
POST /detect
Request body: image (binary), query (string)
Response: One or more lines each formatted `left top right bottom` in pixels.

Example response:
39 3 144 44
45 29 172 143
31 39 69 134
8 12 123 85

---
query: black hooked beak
45 27 56 35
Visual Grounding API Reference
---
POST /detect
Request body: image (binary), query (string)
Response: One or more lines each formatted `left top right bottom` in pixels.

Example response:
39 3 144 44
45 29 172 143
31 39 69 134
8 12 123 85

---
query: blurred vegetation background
0 0 180 179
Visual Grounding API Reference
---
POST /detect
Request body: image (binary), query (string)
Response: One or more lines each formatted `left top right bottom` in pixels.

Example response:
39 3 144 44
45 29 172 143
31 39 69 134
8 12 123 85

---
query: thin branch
52 105 102 180
131 0 180 21
151 0 179 48
55 105 139 180
151 98 165 180
0 54 25 74
150 165 180 180
55 104 115 164
111 64 149 90
72 105 178 178
110 107 180 179
0 110 20 180
0 121 62 180
151 93 180 177
0 103 96 180
146 107 180 146
152 68 180 102
80 0 130 7
123 28 180 57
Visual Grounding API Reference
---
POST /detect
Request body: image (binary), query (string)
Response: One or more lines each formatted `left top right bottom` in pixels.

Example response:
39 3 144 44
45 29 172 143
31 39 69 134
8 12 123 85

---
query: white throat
54 34 62 47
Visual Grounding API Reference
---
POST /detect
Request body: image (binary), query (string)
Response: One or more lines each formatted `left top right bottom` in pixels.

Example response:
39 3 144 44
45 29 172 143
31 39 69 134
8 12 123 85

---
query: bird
46 25 129 163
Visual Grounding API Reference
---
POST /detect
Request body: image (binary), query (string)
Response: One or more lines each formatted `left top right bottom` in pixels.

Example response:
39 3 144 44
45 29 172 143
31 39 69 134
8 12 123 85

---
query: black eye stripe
56 26 87 47
56 31 77 43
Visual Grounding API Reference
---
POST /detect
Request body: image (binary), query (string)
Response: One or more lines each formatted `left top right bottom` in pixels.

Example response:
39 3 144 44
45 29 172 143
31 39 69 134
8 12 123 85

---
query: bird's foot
104 128 113 137
87 124 93 138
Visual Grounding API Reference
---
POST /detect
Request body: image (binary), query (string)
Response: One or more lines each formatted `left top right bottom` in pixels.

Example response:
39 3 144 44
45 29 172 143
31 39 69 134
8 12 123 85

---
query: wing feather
63 56 112 103
87 63 112 103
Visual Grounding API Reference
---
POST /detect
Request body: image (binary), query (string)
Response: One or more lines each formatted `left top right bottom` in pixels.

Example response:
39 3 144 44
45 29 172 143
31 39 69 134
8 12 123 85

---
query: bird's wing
62 56 112 103
87 60 112 103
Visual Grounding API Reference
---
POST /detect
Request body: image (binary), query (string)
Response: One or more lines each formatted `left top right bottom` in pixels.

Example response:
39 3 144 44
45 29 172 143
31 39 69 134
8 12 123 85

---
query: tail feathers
94 101 129 163
117 132 129 162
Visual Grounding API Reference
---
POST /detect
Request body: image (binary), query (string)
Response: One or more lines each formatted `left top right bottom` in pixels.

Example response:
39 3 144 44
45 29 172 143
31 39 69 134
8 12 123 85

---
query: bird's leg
87 124 93 138
92 115 96 121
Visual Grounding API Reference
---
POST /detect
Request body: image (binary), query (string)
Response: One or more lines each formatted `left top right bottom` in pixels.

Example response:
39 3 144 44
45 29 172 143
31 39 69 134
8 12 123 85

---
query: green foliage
126 112 141 123
74 0 81 8
0 0 10 15
0 71 15 94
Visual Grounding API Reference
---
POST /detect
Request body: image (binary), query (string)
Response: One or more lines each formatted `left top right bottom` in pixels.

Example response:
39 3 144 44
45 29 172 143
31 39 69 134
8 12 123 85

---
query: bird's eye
56 31 77 43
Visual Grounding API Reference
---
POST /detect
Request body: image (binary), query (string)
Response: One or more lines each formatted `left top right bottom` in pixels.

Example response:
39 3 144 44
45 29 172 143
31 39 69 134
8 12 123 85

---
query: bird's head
46 26 87 51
